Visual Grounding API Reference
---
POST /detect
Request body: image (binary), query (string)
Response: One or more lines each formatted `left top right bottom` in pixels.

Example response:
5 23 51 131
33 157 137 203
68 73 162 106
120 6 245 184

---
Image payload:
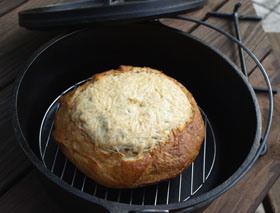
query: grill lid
18 0 208 30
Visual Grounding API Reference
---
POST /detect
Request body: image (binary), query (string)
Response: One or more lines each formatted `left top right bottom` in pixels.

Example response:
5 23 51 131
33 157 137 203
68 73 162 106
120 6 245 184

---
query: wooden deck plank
0 0 279 212
267 33 280 63
0 171 61 213
189 0 271 74
265 178 280 213
200 1 280 212
263 31 280 213
0 0 27 17
0 83 32 196
203 44 280 213
162 0 271 76
161 0 229 32
0 0 70 88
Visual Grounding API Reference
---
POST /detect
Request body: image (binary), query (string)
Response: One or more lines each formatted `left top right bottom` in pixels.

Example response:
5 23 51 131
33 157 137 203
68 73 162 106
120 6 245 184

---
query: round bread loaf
52 66 205 188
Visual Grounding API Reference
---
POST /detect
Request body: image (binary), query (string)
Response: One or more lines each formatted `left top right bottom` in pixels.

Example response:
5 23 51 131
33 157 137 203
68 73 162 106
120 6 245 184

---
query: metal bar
178 173 182 202
183 196 191 202
154 185 158 205
40 100 60 161
190 162 194 195
142 188 146 205
117 190 121 202
175 13 273 194
254 87 278 94
74 82 79 89
61 79 89 96
42 121 55 159
104 188 108 200
175 16 273 151
260 137 268 156
233 2 247 77
130 190 133 205
51 147 59 172
208 2 264 78
71 168 77 186
203 117 208 183
60 157 68 179
93 184 98 196
192 184 204 195
206 120 217 180
166 180 170 204
40 77 92 160
207 11 262 21
81 176 86 192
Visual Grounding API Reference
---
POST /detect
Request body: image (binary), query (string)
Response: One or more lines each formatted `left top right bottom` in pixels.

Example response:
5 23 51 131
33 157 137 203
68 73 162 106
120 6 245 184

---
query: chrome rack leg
207 2 275 156
207 2 278 95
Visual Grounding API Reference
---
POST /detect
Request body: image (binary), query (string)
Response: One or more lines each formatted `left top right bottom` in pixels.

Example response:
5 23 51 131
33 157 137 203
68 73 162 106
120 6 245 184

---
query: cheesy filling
70 68 193 156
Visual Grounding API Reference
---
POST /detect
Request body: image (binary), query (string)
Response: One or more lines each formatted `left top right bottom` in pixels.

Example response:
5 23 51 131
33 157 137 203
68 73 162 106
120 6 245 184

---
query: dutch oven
13 0 269 212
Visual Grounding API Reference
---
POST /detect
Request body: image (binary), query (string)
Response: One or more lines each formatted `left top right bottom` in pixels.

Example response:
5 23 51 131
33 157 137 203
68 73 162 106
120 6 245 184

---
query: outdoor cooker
13 0 270 212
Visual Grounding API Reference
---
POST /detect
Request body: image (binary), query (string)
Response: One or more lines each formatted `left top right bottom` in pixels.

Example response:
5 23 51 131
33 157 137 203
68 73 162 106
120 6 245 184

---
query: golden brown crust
52 66 205 188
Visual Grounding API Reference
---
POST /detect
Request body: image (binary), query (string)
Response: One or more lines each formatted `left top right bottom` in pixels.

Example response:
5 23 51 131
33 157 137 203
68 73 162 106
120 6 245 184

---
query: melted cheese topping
70 68 193 156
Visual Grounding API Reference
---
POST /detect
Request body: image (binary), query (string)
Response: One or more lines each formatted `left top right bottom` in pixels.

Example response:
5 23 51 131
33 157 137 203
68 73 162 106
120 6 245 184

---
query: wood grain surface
0 0 69 88
205 50 280 213
0 84 31 196
267 33 280 62
0 0 279 212
190 0 271 74
0 171 61 213
265 178 280 213
160 0 229 32
0 0 27 17
262 32 280 213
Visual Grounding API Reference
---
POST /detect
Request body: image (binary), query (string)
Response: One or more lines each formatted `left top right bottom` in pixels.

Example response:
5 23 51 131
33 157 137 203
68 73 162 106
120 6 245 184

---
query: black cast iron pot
13 22 262 212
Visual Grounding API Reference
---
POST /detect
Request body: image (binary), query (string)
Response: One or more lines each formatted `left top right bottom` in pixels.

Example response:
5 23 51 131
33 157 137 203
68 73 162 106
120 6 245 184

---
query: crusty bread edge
52 66 205 188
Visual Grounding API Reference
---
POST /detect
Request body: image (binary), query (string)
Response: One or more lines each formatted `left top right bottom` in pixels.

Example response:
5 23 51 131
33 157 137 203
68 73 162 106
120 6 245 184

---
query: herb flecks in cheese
71 68 193 156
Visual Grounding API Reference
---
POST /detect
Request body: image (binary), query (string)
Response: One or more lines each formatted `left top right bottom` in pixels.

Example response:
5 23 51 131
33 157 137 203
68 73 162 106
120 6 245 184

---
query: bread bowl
52 65 205 188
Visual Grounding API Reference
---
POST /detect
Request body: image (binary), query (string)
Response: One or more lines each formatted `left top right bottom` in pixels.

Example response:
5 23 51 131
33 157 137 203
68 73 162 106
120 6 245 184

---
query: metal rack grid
39 78 216 205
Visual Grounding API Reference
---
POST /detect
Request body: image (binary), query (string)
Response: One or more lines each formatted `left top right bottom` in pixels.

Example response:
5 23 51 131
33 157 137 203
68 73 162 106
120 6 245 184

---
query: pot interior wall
16 22 258 200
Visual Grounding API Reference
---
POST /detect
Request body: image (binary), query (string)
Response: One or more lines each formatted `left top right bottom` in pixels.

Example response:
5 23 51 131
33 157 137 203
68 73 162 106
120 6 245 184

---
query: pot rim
12 22 262 212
